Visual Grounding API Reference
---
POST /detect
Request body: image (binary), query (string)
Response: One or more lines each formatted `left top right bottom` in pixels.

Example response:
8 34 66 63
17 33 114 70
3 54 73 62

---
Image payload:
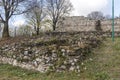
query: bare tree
25 0 46 35
0 0 28 38
17 25 32 36
87 11 104 20
0 23 2 32
46 0 72 31
105 14 111 20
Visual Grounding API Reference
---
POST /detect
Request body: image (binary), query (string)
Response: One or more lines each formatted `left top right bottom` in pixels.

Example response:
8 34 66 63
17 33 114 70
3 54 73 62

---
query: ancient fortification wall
57 16 120 32
0 32 103 73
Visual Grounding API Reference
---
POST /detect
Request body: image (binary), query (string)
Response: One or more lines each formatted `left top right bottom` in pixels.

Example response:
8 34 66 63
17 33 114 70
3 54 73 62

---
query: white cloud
70 0 108 16
14 20 25 27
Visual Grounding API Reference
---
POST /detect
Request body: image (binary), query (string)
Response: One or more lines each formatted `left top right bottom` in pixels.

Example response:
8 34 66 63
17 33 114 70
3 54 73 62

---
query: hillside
0 38 120 80
0 32 103 73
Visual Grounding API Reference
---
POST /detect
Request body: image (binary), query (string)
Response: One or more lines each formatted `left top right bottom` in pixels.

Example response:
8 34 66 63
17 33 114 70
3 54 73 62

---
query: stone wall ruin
56 16 120 32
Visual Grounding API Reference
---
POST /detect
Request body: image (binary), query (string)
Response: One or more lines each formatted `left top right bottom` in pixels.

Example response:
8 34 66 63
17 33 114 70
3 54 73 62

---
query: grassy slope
81 38 120 80
0 38 120 80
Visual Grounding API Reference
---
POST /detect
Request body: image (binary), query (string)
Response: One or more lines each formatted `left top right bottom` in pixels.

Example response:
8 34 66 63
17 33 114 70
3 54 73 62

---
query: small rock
84 67 87 70
23 56 29 60
13 48 16 51
56 69 62 72
13 60 17 66
89 58 93 61
13 55 16 58
24 51 29 55
81 62 84 65
35 50 39 54
64 61 67 64
52 53 57 58
76 66 80 69
71 62 75 66
33 61 38 67
69 66 75 71
61 49 65 52
66 50 70 53
74 59 78 62
36 58 42 62
62 52 65 56
77 70 81 73
61 65 66 69
4 45 9 48
69 60 73 63
52 50 56 53
37 65 46 73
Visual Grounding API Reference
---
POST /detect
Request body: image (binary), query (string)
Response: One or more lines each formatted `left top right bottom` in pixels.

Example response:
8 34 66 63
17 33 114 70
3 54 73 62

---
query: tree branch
0 14 5 23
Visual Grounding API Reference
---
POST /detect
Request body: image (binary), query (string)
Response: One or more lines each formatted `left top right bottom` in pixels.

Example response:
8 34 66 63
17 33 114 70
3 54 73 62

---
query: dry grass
81 38 120 80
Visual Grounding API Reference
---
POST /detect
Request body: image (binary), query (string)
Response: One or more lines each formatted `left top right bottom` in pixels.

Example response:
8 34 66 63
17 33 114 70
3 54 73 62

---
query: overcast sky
70 0 120 16
13 0 120 26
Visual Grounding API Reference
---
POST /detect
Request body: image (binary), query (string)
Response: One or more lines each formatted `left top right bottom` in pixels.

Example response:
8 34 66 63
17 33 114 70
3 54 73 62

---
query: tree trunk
2 21 10 38
53 25 55 31
53 22 56 31
36 27 39 35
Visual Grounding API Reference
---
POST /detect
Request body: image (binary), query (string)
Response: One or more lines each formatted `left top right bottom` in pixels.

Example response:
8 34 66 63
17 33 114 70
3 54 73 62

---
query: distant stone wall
56 16 120 32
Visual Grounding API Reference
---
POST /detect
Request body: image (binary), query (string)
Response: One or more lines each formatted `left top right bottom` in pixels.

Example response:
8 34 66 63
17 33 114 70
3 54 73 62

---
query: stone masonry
0 32 103 73
56 16 120 32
